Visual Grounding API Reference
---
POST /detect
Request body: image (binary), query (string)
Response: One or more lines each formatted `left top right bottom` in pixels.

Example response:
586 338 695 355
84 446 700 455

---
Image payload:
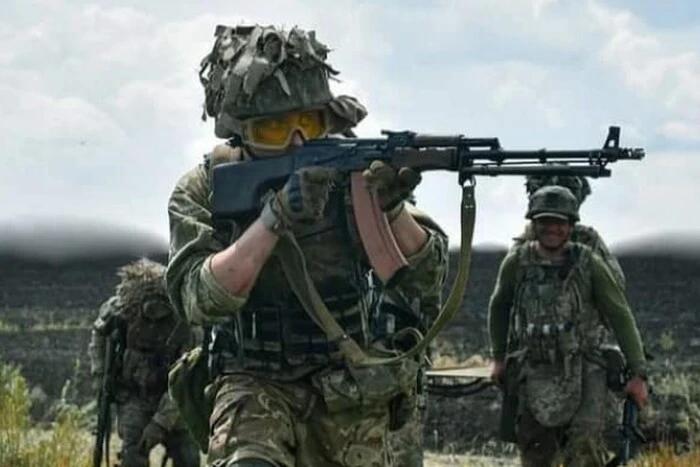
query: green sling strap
275 183 476 367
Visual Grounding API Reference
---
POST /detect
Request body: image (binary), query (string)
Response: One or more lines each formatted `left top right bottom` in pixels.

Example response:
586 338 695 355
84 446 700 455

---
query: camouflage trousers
116 396 201 467
387 396 425 467
516 361 610 467
207 373 392 467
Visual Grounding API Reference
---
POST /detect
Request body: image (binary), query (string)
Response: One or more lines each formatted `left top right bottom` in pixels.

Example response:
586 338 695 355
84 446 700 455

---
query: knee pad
228 459 277 467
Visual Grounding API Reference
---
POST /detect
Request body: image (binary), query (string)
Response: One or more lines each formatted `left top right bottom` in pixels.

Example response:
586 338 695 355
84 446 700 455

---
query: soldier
88 258 200 467
488 186 649 467
165 24 448 467
514 171 625 288
517 171 630 450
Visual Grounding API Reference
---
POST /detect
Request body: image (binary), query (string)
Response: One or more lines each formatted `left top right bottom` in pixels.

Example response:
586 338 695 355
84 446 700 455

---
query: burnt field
2 238 700 451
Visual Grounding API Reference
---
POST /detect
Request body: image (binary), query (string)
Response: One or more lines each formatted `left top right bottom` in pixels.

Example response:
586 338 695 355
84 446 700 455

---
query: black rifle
606 395 647 466
212 126 643 218
211 126 644 284
93 329 121 467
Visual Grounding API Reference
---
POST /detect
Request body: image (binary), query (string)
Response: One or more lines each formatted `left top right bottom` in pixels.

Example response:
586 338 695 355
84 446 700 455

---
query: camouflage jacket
88 295 195 430
165 155 449 378
488 241 647 377
513 222 626 289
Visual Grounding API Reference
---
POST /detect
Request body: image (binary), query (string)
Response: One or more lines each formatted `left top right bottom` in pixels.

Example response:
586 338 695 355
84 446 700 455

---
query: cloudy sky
2 0 700 251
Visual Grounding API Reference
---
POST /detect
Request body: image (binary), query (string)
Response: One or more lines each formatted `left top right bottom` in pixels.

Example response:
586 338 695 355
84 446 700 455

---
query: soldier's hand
490 360 506 387
264 167 341 231
139 421 166 453
625 376 650 408
362 160 421 219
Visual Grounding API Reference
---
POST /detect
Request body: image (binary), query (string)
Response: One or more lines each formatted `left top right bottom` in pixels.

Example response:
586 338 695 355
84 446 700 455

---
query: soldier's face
533 216 572 251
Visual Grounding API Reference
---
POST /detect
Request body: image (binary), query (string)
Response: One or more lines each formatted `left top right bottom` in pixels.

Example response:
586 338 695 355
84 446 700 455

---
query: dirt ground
145 446 519 467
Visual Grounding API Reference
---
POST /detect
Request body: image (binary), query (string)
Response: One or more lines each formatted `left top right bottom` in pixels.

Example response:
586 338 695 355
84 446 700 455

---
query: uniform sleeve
165 165 247 325
487 252 519 362
590 254 647 376
383 205 450 327
576 225 626 290
87 297 119 376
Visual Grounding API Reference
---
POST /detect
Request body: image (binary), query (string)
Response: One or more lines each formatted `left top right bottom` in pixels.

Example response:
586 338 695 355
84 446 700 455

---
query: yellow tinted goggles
243 109 329 149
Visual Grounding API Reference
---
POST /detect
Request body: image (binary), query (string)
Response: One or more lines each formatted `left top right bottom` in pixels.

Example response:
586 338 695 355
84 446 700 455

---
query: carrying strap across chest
275 183 477 367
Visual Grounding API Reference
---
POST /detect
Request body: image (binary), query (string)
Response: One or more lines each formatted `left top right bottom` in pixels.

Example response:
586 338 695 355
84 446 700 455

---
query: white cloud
0 0 699 251
588 1 700 142
0 84 125 143
659 121 700 142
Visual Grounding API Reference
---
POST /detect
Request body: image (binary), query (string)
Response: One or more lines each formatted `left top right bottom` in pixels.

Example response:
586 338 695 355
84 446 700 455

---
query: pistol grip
350 172 409 286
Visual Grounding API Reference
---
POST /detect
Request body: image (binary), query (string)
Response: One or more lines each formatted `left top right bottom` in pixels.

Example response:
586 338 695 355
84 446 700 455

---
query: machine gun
212 125 644 286
92 329 121 467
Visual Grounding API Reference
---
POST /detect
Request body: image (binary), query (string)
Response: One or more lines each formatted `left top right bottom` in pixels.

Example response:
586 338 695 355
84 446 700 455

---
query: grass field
3 359 699 467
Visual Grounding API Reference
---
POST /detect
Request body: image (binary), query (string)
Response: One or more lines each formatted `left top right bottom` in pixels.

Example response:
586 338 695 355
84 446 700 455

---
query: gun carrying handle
350 172 409 286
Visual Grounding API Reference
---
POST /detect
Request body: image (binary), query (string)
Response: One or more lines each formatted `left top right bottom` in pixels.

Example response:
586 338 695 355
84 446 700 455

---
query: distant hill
0 218 167 261
611 231 700 257
1 220 700 450
3 219 700 261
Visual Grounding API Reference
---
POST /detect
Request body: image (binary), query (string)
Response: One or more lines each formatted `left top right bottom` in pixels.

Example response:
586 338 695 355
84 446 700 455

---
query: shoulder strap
275 184 477 367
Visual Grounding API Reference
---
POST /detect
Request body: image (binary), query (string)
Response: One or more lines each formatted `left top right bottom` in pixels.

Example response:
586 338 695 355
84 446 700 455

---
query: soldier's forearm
389 207 429 257
488 305 510 361
210 218 280 297
487 255 518 360
88 332 107 374
592 257 647 375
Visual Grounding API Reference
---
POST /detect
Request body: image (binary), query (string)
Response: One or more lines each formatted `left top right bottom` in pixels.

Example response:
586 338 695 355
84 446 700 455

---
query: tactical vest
515 223 626 289
120 298 190 396
510 242 610 426
510 241 608 362
212 184 372 373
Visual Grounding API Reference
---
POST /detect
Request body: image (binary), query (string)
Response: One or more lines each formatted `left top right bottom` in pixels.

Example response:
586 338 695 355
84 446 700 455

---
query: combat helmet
526 185 580 223
199 24 367 139
525 163 592 205
114 258 170 319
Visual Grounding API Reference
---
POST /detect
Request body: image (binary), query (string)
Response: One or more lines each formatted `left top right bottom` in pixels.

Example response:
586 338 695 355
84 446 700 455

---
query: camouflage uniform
488 186 648 467
371 200 445 467
166 24 449 467
515 172 628 450
88 259 200 467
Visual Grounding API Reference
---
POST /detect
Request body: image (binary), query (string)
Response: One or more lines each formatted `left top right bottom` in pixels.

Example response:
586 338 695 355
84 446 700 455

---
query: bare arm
388 207 429 257
209 218 280 297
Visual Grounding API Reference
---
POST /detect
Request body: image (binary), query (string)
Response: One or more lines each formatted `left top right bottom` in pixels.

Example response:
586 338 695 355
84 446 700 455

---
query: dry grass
0 362 91 467
4 358 700 466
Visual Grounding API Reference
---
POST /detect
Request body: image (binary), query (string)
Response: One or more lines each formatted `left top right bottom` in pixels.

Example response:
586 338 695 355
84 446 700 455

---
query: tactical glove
261 167 341 234
362 160 421 220
139 421 167 453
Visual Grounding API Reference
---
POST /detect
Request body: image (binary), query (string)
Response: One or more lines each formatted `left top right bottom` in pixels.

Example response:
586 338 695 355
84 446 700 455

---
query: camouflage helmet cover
114 258 169 318
199 24 366 138
526 185 580 222
524 163 592 205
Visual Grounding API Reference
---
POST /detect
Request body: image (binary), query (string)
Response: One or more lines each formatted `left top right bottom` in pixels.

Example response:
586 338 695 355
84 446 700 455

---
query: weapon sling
274 183 476 367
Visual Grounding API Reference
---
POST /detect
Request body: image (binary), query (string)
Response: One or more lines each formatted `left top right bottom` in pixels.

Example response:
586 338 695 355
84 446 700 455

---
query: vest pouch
599 345 626 392
523 353 583 427
311 353 420 415
168 346 212 452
